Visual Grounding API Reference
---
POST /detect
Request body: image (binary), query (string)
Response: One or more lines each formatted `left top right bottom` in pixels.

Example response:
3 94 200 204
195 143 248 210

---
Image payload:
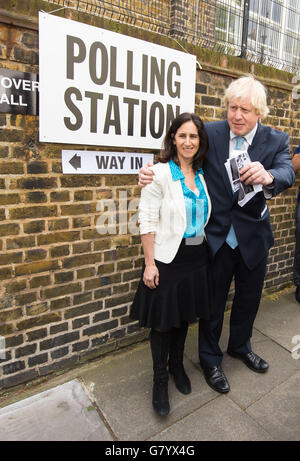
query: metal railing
44 0 300 74
213 0 300 73
45 0 170 34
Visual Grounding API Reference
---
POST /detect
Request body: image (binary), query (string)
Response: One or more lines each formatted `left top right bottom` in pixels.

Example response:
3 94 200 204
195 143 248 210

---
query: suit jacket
138 162 212 263
203 120 295 270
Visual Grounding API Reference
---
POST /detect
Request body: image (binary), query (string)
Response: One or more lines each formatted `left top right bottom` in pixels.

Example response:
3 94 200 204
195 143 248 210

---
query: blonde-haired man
224 74 269 118
139 75 295 393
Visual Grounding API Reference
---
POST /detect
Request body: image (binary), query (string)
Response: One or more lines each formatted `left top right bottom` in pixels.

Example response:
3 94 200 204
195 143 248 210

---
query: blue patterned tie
225 136 245 249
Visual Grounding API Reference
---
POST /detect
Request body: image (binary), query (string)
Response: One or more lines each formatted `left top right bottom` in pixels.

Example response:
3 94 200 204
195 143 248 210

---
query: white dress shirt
229 123 258 157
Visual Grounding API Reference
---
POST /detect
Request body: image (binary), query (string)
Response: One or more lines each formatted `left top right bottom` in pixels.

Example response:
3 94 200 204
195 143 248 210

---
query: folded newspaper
225 150 262 207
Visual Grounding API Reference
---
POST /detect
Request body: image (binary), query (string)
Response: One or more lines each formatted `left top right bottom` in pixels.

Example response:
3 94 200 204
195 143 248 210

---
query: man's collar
230 123 258 145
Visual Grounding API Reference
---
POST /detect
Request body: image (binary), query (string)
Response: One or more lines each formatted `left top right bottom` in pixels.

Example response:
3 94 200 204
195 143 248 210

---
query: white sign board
39 12 196 149
62 150 154 174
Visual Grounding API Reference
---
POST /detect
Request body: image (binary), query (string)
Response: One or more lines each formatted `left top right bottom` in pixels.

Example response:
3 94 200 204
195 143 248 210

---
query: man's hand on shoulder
138 161 154 187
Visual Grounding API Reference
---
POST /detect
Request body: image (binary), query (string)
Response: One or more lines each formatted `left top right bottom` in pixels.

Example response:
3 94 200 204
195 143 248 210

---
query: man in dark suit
139 75 295 393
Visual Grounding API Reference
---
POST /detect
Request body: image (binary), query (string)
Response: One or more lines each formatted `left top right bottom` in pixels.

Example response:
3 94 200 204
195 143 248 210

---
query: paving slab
186 290 300 359
184 317 269 366
0 289 298 442
0 379 113 441
254 291 300 352
246 371 300 441
149 396 273 441
222 337 300 409
80 342 217 441
184 297 300 410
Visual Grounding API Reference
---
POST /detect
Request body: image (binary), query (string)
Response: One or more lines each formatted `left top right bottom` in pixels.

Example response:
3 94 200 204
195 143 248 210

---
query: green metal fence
44 0 300 73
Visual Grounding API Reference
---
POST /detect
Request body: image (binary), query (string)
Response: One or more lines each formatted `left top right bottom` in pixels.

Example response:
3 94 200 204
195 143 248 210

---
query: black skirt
130 239 212 331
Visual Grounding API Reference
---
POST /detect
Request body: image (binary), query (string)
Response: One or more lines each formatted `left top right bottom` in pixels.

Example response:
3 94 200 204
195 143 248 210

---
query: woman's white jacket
138 162 212 264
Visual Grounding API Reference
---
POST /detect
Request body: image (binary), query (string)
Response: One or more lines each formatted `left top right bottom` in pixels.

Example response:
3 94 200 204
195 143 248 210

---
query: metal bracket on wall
40 7 69 15
171 38 202 70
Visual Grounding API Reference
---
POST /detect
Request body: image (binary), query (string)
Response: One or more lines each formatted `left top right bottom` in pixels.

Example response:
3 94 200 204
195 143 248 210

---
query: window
248 20 257 41
287 0 300 31
215 0 299 71
215 1 243 49
261 0 271 19
250 0 259 14
272 3 281 23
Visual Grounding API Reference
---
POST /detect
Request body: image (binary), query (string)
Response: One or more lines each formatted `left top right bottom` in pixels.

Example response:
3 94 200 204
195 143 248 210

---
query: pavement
0 288 299 442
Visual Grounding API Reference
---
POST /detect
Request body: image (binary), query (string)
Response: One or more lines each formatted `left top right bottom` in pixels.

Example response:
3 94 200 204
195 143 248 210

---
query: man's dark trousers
198 243 267 367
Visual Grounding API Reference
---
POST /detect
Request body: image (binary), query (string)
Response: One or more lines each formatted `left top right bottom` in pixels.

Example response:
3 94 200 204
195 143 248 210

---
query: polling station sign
0 68 39 115
62 150 154 174
39 12 196 149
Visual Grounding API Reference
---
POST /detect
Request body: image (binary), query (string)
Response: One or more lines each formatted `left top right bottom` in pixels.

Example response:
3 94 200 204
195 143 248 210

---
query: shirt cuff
263 184 274 199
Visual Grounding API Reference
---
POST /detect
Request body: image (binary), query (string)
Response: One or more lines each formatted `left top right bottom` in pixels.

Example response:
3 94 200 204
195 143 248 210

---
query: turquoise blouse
169 160 208 238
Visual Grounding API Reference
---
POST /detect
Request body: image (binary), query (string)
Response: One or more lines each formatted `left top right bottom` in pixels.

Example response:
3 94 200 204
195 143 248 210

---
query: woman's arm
138 166 164 289
141 233 159 289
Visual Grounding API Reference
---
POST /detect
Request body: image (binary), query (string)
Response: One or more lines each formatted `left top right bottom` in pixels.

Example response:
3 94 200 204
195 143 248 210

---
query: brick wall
169 0 217 44
0 0 298 389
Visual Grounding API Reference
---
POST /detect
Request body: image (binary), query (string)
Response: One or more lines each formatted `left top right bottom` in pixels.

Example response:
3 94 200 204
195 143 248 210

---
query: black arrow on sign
69 153 81 170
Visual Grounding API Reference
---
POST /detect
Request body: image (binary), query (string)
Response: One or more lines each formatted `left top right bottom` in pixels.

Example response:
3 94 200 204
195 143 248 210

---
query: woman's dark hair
158 112 208 170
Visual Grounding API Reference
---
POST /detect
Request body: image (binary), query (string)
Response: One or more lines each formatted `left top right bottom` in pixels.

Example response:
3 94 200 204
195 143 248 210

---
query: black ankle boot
169 322 191 395
150 329 170 416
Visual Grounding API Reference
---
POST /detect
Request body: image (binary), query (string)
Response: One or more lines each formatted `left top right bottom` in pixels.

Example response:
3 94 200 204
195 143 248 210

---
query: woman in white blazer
130 113 212 416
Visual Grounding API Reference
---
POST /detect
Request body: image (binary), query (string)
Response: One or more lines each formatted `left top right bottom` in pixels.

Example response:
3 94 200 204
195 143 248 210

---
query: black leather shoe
227 350 269 373
201 364 230 394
